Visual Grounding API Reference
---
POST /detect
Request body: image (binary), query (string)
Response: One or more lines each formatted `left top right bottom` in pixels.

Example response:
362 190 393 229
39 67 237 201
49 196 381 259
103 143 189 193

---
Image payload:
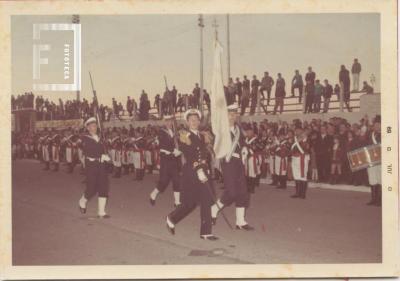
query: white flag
210 40 232 159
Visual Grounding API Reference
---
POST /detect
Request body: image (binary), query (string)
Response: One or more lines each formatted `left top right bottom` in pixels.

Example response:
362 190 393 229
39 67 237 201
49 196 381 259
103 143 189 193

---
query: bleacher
111 91 364 123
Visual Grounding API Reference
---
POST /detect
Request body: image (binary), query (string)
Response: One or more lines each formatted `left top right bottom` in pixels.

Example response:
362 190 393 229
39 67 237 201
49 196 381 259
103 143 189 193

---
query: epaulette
179 129 191 145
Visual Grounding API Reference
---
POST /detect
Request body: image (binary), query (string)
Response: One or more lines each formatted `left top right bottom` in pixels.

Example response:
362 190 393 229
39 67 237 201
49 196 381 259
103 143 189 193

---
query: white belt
231 153 240 158
160 149 172 155
86 156 101 162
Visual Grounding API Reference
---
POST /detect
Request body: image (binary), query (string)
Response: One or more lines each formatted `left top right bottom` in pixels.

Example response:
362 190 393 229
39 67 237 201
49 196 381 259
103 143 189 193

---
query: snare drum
347 144 381 172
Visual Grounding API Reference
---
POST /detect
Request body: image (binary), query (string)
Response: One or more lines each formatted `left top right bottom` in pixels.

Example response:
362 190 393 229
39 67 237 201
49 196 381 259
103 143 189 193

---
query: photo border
0 0 398 279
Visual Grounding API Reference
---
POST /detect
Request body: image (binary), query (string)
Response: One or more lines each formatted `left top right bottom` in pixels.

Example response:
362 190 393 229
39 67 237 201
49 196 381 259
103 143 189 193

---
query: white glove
173 148 182 157
197 168 208 183
101 154 111 163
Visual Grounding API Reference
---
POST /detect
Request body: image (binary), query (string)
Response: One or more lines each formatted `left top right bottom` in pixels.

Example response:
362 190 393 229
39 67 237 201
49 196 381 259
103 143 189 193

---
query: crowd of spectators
12 58 375 122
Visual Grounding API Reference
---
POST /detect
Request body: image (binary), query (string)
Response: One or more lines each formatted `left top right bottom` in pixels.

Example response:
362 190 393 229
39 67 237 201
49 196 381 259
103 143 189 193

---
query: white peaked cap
84 117 97 127
183 109 202 121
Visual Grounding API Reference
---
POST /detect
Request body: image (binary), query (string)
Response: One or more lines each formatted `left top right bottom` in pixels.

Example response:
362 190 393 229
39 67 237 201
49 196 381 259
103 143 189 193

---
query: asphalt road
12 160 382 265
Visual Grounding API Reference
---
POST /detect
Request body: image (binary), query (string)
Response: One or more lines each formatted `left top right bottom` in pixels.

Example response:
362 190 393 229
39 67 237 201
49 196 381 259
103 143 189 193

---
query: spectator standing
154 94 161 115
305 66 316 85
250 75 260 115
273 73 285 114
176 94 184 113
241 75 250 115
203 90 211 111
313 79 324 113
132 98 138 117
171 86 178 112
304 80 314 114
192 83 201 109
227 78 236 103
323 79 333 113
235 77 242 106
260 72 274 105
139 90 150 121
339 65 352 112
351 58 361 92
163 87 172 115
316 125 333 182
291 70 304 102
334 84 341 100
127 96 133 117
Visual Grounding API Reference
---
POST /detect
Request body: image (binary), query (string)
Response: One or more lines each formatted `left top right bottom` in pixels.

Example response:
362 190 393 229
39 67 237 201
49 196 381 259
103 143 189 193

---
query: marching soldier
211 104 253 230
62 128 80 173
78 117 111 219
166 109 218 241
50 129 61 172
267 133 279 186
110 131 122 178
132 131 146 181
274 132 290 189
242 124 266 193
149 115 182 207
39 129 50 170
121 132 131 175
290 127 311 199
366 115 381 206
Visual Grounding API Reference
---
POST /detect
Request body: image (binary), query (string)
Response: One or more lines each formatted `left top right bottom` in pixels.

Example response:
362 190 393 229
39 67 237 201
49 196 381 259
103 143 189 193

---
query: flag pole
198 14 205 116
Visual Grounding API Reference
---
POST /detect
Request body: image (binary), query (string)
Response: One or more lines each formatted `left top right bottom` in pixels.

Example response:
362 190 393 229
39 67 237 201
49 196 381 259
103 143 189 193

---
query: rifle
89 71 104 139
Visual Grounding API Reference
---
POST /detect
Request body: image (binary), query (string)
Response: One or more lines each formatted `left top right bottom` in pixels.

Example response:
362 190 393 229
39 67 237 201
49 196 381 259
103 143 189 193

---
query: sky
12 14 380 106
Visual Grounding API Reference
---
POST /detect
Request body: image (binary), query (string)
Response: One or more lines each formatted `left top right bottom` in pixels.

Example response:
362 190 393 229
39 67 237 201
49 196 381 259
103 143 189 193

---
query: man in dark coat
291 70 304 102
339 65 352 112
250 75 260 115
273 73 286 114
166 109 218 240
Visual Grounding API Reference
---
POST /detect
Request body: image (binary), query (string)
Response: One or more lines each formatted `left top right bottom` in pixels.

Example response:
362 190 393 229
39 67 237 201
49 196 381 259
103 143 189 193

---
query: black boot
277 176 286 189
136 169 144 181
113 167 121 178
248 184 255 194
367 185 376 205
301 181 308 199
329 174 335 185
291 181 300 198
271 175 278 186
67 163 72 173
123 165 129 175
374 185 381 207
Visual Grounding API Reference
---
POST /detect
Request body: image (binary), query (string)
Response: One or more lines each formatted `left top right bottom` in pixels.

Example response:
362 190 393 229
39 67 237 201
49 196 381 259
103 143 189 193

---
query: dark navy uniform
82 134 109 199
157 128 180 193
220 125 249 208
167 129 214 236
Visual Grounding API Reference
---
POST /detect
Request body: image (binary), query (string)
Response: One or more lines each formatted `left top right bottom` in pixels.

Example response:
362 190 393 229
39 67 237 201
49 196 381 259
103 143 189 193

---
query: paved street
12 160 382 265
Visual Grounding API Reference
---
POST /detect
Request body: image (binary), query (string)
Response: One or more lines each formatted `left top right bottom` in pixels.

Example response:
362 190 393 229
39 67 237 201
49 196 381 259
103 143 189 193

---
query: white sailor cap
227 104 238 112
183 109 202 121
84 117 97 127
163 115 174 120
